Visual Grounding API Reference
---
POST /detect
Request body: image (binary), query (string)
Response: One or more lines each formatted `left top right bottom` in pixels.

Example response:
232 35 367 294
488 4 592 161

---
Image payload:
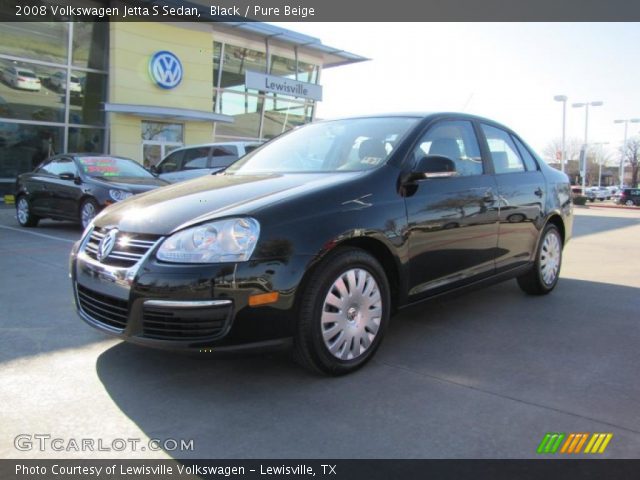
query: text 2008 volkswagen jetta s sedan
70 113 573 375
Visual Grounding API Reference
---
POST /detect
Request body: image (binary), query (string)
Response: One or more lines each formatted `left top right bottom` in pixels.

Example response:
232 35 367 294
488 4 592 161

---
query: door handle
534 187 544 197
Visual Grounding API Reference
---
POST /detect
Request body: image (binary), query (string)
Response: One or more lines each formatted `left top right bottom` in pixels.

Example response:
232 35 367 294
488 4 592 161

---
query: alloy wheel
81 202 96 229
17 198 29 225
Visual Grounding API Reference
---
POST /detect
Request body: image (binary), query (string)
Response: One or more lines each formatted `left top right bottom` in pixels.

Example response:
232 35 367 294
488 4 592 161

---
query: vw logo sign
97 229 118 262
149 51 183 89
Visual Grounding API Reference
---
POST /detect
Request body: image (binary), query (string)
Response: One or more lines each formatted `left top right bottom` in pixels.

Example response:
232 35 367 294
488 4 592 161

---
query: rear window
18 70 36 78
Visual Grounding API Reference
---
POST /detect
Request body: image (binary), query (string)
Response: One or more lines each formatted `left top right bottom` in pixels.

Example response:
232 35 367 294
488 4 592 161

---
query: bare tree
621 137 640 188
542 137 583 163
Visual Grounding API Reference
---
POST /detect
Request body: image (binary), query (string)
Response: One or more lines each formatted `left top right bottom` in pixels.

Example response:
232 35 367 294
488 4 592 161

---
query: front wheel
79 198 99 229
517 224 563 295
625 200 635 207
16 196 40 227
294 248 391 375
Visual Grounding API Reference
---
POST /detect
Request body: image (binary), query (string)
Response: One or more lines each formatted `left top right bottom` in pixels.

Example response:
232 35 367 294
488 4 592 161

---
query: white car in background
49 71 82 94
153 141 263 183
4 66 41 91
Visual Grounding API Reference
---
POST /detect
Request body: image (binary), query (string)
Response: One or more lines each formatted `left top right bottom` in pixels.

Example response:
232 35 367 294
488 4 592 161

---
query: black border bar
2 460 640 480
2 0 640 22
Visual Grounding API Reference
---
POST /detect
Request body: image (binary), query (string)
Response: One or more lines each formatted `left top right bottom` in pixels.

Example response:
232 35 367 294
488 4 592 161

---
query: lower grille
142 305 230 341
77 284 129 330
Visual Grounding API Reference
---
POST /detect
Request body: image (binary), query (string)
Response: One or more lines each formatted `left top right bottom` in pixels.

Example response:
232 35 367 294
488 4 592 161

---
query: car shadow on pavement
95 278 640 459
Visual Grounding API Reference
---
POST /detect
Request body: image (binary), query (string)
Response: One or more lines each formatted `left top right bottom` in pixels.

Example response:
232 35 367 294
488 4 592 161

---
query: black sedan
70 113 573 375
16 154 168 229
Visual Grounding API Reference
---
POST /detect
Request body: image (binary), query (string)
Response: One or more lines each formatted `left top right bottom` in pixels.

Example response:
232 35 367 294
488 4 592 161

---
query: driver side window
413 121 483 176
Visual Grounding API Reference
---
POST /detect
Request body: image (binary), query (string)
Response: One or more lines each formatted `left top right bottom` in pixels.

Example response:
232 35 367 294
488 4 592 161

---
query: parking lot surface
1 205 639 459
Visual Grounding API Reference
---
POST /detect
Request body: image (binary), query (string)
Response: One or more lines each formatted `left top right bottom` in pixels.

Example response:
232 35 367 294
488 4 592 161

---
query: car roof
318 111 516 131
167 141 264 152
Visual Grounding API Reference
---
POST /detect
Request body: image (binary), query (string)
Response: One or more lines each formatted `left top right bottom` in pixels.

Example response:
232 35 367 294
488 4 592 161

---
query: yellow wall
109 22 214 162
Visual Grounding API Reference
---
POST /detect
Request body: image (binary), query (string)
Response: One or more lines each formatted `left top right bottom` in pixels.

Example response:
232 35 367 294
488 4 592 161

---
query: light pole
589 142 609 187
554 95 568 172
613 118 640 189
572 101 603 191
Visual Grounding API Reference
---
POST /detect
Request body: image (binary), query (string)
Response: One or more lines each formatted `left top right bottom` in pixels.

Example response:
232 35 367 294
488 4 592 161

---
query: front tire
79 198 99 229
294 248 391 375
16 196 40 227
517 224 563 295
625 200 635 207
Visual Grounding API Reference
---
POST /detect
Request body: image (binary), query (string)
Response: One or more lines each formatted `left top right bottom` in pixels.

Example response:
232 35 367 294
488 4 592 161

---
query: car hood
89 176 168 192
93 171 365 235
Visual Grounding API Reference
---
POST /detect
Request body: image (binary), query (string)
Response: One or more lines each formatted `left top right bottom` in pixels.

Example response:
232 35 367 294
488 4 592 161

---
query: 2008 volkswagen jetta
70 113 572 375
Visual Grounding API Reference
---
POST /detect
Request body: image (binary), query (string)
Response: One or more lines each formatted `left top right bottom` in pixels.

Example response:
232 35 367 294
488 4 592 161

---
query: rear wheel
294 248 391 375
625 200 635 207
16 196 39 227
517 224 562 295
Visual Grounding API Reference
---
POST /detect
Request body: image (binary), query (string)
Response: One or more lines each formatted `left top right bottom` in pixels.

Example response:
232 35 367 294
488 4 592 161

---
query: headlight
109 189 133 202
156 217 260 263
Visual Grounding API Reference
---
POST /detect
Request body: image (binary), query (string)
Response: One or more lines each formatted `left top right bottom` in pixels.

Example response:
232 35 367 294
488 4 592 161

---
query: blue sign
149 51 183 89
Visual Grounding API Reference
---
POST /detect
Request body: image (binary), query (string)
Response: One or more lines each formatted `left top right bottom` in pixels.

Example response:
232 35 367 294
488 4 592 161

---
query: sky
273 22 640 163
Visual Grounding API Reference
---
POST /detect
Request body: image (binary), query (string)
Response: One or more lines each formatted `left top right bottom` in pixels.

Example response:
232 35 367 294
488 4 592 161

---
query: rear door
405 119 500 298
480 124 545 272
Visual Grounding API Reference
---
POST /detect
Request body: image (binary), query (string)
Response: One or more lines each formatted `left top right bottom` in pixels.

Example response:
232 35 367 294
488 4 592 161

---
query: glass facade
0 21 108 192
213 41 319 141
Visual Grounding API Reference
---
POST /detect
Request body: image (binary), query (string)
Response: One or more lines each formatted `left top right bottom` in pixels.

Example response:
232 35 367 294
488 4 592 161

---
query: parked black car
70 114 573 375
16 154 168 229
618 188 640 206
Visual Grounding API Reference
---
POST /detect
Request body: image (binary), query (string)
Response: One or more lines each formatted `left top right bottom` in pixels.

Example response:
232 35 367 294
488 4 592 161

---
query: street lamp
613 118 640 189
554 95 568 173
572 100 603 192
589 142 609 188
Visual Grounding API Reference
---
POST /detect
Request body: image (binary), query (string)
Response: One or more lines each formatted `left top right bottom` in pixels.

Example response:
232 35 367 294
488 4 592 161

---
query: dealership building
0 19 365 196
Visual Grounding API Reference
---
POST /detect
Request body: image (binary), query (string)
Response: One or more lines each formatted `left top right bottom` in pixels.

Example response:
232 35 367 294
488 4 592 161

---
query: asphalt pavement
1 204 639 459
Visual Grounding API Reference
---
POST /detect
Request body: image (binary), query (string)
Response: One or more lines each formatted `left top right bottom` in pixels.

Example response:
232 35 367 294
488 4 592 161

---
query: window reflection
220 45 266 92
262 96 311 139
70 71 106 125
0 59 66 122
0 22 68 64
0 122 63 178
67 127 104 153
216 91 262 138
71 22 108 70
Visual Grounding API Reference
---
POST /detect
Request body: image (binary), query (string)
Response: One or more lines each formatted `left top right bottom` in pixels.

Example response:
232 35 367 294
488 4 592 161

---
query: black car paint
70 113 573 351
16 154 168 223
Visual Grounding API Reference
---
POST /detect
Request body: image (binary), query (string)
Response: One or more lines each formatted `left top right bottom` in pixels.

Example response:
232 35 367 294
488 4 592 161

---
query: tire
625 200 635 207
517 224 563 295
294 247 391 375
15 195 40 227
588 198 595 202
79 198 99 229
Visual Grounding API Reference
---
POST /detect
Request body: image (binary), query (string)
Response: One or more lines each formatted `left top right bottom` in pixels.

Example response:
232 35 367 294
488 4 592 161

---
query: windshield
77 156 154 178
226 117 419 174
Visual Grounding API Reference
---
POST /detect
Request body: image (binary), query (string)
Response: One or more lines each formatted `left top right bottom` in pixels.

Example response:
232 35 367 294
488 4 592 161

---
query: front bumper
70 228 310 351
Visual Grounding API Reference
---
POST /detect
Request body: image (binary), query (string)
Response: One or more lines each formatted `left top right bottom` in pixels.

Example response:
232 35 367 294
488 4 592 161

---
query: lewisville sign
245 71 323 101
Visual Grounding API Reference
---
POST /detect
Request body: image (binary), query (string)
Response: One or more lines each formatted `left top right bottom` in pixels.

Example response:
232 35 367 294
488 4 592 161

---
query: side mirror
58 172 76 181
409 155 457 181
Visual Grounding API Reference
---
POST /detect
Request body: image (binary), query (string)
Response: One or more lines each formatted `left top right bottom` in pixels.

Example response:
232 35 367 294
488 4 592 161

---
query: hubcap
17 198 29 224
81 202 95 229
626 200 634 207
321 268 382 361
539 230 561 286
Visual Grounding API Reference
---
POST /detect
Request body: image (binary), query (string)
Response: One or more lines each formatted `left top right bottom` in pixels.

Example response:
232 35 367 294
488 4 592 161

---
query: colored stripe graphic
584 433 613 454
537 433 565 454
539 433 613 454
561 433 589 453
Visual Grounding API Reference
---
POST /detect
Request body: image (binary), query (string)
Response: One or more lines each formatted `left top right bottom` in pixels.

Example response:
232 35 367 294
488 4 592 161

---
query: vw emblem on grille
149 51 183 89
97 229 118 262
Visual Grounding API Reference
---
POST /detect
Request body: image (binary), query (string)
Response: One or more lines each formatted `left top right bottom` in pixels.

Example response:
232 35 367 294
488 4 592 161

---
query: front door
405 120 500 299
